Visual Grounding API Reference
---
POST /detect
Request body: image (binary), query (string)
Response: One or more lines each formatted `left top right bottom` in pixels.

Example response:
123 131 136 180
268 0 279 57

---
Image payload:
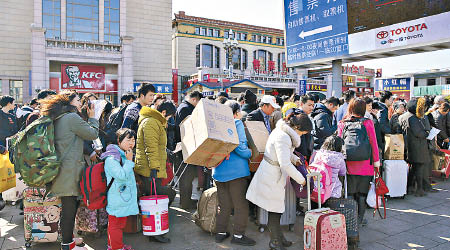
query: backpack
9 115 73 187
192 186 217 233
309 162 333 204
104 105 127 144
79 158 121 210
342 118 372 162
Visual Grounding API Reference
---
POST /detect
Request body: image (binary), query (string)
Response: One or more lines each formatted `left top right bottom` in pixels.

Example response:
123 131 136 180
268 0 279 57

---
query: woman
213 100 255 246
338 98 380 227
40 90 99 250
390 101 406 134
246 111 312 250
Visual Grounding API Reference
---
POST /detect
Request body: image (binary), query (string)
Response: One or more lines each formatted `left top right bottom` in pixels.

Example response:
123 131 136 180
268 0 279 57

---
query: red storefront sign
61 64 106 91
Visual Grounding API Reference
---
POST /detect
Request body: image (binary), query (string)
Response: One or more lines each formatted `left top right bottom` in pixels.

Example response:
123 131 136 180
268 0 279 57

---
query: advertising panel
133 83 173 94
299 80 307 95
306 83 327 92
375 77 412 101
61 64 105 91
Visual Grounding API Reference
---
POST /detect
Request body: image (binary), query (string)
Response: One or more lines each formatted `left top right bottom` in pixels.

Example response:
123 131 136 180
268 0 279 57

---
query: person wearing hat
241 90 258 121
390 101 406 134
246 95 280 133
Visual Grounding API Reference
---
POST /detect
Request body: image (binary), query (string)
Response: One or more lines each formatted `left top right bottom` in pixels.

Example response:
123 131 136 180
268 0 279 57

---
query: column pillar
331 59 343 98
121 36 134 99
30 25 47 93
61 0 67 39
99 0 104 42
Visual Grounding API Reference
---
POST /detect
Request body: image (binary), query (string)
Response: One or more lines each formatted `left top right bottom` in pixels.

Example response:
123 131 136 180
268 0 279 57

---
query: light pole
223 29 239 81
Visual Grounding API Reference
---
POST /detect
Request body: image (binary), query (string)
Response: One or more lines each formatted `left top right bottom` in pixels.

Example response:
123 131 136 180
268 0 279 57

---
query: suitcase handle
304 229 311 248
307 172 321 211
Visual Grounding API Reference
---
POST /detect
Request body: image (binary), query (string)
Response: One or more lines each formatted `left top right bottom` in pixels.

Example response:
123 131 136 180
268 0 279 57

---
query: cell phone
88 100 93 109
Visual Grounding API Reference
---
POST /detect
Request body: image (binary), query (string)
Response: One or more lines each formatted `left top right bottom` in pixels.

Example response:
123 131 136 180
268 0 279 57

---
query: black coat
389 113 403 134
246 109 264 122
174 100 195 143
377 102 391 148
0 110 19 147
399 111 431 164
241 103 258 121
295 110 314 160
432 110 449 146
311 103 336 150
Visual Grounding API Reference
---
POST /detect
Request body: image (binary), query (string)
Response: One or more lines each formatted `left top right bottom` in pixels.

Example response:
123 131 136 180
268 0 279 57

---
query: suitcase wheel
288 224 294 232
258 226 265 233
25 242 32 249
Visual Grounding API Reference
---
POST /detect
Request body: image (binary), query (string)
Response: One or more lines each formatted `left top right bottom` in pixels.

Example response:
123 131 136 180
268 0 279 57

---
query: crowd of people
0 85 446 250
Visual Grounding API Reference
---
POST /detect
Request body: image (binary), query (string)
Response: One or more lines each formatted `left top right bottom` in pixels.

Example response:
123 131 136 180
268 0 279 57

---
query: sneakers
230 235 256 246
107 245 134 250
215 232 230 243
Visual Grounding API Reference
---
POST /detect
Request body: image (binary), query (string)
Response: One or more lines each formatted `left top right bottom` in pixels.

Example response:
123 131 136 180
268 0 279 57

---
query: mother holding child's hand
246 110 312 250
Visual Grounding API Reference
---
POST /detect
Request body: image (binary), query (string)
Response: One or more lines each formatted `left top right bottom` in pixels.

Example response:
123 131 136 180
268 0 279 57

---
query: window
267 37 272 44
196 44 200 67
43 0 61 39
9 80 23 104
67 0 99 42
278 53 286 72
414 80 418 87
213 29 219 37
215 47 220 68
226 48 248 70
224 31 229 38
281 38 285 45
256 50 267 71
104 0 120 43
241 33 247 41
200 27 206 36
242 49 248 70
207 29 213 37
427 78 436 86
195 27 200 35
446 78 450 85
276 38 281 45
251 34 256 41
196 44 220 68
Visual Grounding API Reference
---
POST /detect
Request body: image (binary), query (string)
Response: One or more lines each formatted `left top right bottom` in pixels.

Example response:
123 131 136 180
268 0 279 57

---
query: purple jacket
310 149 346 198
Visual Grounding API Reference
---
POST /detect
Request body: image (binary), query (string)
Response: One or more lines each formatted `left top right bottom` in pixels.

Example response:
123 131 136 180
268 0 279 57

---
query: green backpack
9 114 72 187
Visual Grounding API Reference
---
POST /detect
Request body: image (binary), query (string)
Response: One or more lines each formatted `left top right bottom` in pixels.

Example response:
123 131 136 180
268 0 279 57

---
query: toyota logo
377 31 388 39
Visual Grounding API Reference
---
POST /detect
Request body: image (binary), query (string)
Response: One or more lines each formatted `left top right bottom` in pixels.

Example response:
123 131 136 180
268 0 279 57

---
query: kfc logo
61 64 105 90
63 66 93 88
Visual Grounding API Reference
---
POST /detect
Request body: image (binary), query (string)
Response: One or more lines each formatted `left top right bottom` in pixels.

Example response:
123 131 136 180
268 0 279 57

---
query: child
101 128 139 250
310 135 346 199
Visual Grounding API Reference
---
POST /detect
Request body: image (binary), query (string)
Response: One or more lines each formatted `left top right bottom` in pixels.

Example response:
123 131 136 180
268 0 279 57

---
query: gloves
150 169 158 179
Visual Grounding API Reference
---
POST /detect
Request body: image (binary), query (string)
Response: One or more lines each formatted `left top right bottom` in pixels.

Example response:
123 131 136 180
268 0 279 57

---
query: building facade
172 11 298 97
0 0 172 104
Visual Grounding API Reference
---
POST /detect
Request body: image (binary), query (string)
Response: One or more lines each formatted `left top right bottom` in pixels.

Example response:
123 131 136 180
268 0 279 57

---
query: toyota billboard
283 0 450 67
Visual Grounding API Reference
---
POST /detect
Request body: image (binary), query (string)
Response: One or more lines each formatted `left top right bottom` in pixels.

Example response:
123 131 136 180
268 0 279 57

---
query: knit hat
244 90 257 104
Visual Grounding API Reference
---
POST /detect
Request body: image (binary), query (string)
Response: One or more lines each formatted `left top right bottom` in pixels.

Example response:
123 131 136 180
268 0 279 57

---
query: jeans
215 178 249 235
61 196 79 244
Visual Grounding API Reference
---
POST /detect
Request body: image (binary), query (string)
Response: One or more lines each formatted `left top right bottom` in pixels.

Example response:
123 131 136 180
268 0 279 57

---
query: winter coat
0 110 19 147
213 119 252 182
269 109 283 130
135 107 168 179
247 109 274 132
52 112 99 197
399 110 431 164
295 109 314 160
311 103 337 150
310 149 346 198
432 110 449 146
377 102 391 148
241 103 258 121
333 102 348 126
102 145 139 217
174 100 195 143
121 101 142 133
338 118 380 176
390 113 403 134
246 120 306 213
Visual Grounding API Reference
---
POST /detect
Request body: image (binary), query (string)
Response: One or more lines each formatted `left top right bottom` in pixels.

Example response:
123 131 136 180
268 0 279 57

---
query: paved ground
1 179 450 250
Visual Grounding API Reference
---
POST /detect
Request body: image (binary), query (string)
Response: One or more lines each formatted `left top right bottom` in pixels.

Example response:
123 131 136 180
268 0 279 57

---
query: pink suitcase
304 172 347 250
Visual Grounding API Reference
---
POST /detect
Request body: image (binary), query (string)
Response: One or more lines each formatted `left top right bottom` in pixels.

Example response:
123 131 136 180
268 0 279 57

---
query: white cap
261 95 280 109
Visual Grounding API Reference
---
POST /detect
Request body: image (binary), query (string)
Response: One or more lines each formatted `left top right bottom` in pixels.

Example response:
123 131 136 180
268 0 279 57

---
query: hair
207 96 215 100
29 98 38 106
216 96 228 104
0 95 15 107
347 98 366 118
343 90 356 103
116 128 136 144
40 90 79 119
37 89 57 100
290 94 301 102
285 113 313 132
189 91 203 100
121 93 136 103
372 101 382 110
363 96 373 105
282 95 290 102
380 91 393 103
325 96 340 107
439 102 450 113
416 97 426 118
300 94 314 105
393 101 406 111
80 93 98 121
157 100 177 117
99 101 113 130
152 93 167 106
238 93 245 103
321 135 344 153
225 100 241 115
137 83 156 98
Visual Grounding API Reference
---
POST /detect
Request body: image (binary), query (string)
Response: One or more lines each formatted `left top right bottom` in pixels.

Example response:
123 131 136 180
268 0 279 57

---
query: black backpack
342 118 372 162
104 105 127 144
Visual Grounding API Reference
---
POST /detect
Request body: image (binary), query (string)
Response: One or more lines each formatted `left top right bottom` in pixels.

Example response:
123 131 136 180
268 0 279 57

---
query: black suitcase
326 175 359 244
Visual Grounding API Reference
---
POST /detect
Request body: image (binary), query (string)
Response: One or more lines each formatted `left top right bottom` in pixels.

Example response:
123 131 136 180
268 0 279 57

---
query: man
241 90 258 121
311 97 339 149
136 101 177 243
432 102 450 148
377 91 394 154
104 93 136 145
296 94 316 160
63 65 93 88
237 93 245 106
121 83 156 133
174 91 203 209
25 90 57 126
333 90 356 126
16 98 38 129
0 95 19 211
246 95 280 133
269 96 284 130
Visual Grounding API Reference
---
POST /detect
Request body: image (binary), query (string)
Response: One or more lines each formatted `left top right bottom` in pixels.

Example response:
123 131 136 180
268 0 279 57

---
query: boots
357 195 367 227
268 212 287 250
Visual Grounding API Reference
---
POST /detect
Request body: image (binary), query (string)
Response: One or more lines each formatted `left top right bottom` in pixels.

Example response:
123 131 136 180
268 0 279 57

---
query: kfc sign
61 64 105 90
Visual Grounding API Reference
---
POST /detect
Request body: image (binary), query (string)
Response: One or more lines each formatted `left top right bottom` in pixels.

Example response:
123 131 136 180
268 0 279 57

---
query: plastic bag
366 182 378 208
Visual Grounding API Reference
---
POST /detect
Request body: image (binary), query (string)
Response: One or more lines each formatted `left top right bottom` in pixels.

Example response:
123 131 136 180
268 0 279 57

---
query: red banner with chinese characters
61 64 106 91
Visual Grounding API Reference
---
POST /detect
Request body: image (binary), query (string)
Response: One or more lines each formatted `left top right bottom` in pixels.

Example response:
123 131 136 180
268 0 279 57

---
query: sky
173 0 450 78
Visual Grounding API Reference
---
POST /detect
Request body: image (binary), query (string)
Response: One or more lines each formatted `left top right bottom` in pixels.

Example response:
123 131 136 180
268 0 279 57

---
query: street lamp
223 29 239 80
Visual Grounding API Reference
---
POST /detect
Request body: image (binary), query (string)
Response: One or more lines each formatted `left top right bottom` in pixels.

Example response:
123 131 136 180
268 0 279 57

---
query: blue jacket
103 145 139 217
213 119 252 182
333 102 348 127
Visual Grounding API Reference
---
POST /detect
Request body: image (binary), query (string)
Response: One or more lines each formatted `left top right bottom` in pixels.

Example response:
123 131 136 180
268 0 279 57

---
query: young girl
101 128 139 250
310 135 347 199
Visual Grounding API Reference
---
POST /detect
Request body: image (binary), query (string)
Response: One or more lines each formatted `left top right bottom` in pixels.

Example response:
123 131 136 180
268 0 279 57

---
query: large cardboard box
244 121 269 172
180 99 239 167
384 134 404 160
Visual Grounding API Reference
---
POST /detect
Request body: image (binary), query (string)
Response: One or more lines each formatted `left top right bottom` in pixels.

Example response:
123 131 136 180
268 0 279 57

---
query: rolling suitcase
257 178 297 232
383 160 408 198
75 202 108 237
304 172 347 250
326 175 359 245
23 188 62 249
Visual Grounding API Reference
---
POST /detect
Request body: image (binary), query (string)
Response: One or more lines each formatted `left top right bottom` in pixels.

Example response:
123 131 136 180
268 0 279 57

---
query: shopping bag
384 134 404 160
366 182 381 208
0 152 16 192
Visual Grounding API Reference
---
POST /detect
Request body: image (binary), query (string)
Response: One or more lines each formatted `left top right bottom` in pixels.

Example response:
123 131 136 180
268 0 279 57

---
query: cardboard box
180 99 239 167
244 121 269 172
384 134 404 160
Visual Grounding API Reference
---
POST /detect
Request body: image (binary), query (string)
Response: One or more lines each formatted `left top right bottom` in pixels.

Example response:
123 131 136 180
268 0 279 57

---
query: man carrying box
246 95 280 133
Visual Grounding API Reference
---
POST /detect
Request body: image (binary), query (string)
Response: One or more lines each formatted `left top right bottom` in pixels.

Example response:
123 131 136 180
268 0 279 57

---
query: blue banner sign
133 83 173 94
299 80 307 95
376 78 411 92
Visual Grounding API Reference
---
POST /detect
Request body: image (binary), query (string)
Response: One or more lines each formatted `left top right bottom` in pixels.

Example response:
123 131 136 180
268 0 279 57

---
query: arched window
196 44 220 68
226 48 248 70
278 52 286 72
